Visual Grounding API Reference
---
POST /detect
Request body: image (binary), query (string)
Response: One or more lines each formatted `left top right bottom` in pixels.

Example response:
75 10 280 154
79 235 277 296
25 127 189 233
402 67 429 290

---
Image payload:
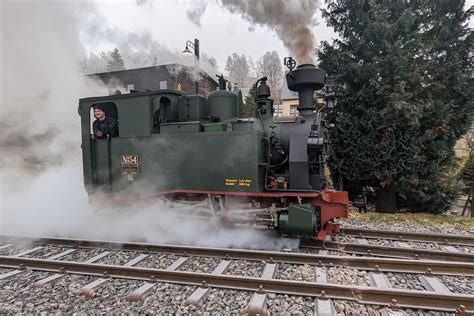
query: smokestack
286 64 326 116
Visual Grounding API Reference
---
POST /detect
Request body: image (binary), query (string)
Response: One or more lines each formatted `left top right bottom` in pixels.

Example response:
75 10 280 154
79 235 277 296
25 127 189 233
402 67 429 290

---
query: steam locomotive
78 58 348 239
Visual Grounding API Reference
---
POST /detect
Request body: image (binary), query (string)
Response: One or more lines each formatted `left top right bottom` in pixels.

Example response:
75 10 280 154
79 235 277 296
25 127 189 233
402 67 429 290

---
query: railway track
301 239 474 262
0 235 473 276
1 235 473 314
340 227 474 247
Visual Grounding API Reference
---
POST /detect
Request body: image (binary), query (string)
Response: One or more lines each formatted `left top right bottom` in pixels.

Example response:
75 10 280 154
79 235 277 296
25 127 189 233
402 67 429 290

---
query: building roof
280 74 299 100
79 89 185 103
88 63 218 83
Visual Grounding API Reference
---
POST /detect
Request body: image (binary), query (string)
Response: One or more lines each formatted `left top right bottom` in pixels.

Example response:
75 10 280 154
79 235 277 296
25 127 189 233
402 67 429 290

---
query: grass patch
344 209 474 231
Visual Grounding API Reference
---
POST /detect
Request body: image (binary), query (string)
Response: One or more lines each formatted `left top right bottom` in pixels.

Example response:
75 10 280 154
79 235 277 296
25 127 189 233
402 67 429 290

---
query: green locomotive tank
78 58 348 239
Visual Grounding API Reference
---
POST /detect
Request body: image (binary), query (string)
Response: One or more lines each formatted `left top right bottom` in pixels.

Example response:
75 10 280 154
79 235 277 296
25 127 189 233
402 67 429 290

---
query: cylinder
207 90 238 122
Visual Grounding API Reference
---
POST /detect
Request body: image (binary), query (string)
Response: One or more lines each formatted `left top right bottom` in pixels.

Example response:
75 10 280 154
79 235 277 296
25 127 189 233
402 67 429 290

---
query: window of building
290 104 298 115
159 80 167 90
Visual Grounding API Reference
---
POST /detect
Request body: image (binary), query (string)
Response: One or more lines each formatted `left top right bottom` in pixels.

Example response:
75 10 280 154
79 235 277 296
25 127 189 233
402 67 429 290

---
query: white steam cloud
1 159 297 250
186 1 209 28
0 0 295 251
0 0 106 163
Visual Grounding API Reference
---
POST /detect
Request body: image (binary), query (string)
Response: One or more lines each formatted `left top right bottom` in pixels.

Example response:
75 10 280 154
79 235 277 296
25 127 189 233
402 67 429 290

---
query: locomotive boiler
78 58 348 239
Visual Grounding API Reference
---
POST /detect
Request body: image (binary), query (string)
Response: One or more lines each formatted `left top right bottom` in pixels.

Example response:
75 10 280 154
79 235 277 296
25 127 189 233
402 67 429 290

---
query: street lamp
182 38 200 94
182 46 193 57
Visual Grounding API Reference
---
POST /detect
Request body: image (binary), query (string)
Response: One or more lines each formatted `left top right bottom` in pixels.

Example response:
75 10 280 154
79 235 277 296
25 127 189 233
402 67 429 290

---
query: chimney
286 64 326 116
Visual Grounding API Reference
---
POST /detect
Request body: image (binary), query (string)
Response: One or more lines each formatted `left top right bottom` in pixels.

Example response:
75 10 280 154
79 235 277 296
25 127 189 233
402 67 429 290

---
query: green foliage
396 178 461 213
237 90 244 116
319 0 473 212
107 48 125 71
241 84 256 118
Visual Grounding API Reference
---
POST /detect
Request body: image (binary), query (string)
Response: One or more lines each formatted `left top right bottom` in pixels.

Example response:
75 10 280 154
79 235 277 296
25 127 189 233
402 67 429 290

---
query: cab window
89 102 119 138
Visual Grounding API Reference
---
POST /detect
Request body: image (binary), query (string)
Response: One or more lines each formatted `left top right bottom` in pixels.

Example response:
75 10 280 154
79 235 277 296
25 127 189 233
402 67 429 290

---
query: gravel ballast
1 216 473 313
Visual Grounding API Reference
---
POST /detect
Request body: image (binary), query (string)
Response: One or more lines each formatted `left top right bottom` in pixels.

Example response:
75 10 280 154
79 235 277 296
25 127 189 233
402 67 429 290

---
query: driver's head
93 105 106 120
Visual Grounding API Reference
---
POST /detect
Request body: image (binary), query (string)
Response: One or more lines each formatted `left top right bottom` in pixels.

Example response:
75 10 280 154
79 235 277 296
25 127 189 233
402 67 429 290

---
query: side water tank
207 90 239 122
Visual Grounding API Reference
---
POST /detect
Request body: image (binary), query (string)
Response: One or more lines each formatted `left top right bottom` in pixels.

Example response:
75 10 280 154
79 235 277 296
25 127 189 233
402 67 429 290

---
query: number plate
121 155 139 175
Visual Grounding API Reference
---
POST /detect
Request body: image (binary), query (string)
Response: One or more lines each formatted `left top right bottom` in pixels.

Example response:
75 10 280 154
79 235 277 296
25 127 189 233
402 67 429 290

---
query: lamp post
182 38 200 95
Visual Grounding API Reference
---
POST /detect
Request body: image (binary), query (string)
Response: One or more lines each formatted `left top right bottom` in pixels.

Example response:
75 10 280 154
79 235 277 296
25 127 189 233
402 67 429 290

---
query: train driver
92 105 118 138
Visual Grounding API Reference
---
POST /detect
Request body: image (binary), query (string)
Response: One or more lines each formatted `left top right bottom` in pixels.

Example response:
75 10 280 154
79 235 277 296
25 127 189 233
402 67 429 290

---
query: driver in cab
93 105 118 138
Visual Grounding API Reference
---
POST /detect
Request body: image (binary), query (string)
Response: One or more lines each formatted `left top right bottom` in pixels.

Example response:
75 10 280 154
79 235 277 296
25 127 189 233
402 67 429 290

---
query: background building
279 76 300 116
89 64 218 96
279 75 325 116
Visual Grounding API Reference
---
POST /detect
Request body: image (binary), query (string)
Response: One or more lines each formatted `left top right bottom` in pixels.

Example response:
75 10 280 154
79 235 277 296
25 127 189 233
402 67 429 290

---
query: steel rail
0 256 472 312
340 228 474 246
302 240 474 263
1 235 473 276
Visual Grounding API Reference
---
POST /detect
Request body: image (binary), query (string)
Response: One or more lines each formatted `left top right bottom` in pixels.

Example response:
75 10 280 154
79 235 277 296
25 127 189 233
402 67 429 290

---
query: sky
87 0 338 71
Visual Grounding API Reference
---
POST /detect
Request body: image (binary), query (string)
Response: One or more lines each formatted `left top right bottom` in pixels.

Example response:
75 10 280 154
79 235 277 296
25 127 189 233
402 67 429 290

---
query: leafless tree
225 53 251 88
80 31 219 75
256 51 283 101
466 132 473 157
81 52 110 74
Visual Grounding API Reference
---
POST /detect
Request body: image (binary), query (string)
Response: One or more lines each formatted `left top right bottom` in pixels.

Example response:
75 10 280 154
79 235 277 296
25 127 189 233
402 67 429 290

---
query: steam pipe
297 88 315 114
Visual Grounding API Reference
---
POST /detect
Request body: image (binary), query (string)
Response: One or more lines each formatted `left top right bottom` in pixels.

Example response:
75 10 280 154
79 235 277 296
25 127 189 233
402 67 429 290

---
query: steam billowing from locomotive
0 0 301 250
220 0 319 64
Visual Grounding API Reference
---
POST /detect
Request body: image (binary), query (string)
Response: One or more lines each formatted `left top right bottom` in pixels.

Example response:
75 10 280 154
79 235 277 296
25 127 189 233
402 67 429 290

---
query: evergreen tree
319 0 473 212
241 84 257 118
237 90 244 117
107 48 125 71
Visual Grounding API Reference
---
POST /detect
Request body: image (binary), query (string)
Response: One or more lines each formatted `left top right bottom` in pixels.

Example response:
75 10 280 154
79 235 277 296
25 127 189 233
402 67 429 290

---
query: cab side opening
89 102 119 137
